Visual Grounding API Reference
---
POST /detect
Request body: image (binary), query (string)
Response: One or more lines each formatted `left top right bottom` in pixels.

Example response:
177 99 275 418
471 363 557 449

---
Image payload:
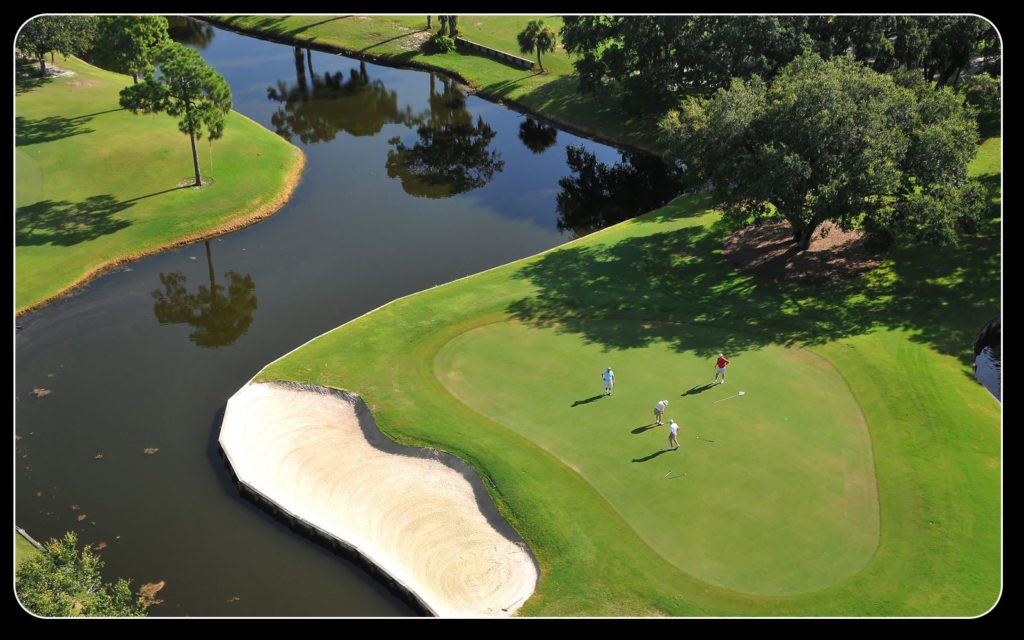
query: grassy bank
16 531 41 568
15 56 305 314
212 15 663 153
256 140 1000 615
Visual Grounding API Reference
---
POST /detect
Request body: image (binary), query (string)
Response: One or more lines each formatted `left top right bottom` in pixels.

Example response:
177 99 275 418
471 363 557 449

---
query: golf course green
257 159 1000 614
15 55 304 314
435 321 879 596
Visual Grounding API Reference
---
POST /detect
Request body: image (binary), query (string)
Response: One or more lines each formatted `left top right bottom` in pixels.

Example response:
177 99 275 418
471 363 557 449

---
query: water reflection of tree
385 74 504 199
166 16 215 49
267 48 413 144
556 146 686 237
152 241 257 348
518 117 558 154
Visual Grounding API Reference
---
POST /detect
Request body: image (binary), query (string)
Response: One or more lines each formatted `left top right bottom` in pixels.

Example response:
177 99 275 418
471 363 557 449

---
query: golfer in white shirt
653 400 669 425
602 367 615 396
668 420 680 450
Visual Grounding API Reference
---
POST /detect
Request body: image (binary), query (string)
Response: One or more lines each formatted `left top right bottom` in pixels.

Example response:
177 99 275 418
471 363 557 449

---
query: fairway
435 320 879 595
15 56 303 313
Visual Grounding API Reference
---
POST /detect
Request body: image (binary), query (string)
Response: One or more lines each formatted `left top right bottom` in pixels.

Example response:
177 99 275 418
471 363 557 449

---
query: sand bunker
219 382 538 617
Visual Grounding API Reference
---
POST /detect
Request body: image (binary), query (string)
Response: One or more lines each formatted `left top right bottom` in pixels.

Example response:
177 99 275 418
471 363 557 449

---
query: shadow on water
506 197 1000 362
166 16 216 49
152 241 258 349
570 394 605 407
556 145 686 238
632 449 673 463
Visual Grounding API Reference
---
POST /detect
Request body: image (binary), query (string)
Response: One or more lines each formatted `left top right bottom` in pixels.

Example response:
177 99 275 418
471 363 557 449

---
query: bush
16 532 147 617
427 32 457 54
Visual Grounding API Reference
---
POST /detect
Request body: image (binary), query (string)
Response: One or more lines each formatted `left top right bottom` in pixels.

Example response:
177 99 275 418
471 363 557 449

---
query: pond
14 21 682 616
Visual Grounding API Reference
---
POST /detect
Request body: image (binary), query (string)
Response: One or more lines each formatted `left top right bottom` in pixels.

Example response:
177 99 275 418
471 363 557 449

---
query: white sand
219 382 538 617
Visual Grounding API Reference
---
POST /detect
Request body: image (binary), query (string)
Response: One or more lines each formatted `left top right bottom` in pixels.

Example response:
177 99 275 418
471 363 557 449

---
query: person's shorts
715 367 726 375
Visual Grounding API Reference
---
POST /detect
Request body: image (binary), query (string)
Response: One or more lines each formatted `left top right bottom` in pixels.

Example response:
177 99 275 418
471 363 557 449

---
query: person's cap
663 400 669 404
718 353 724 357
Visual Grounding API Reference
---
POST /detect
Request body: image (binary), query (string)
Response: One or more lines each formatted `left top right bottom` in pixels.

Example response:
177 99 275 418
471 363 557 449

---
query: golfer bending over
653 400 669 426
668 419 680 450
713 353 730 385
602 367 615 396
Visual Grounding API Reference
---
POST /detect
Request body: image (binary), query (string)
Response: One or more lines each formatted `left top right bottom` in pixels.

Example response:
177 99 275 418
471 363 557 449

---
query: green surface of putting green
259 178 999 614
16 56 304 313
435 321 879 596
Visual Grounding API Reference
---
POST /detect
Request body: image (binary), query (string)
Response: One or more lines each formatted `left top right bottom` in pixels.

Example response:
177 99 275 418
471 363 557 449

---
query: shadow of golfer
631 423 659 434
682 382 717 397
632 449 673 463
571 394 605 407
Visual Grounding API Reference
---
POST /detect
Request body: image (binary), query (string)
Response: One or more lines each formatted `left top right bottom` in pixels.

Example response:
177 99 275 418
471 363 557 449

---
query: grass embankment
16 531 41 569
15 56 305 314
256 141 1000 615
213 15 662 153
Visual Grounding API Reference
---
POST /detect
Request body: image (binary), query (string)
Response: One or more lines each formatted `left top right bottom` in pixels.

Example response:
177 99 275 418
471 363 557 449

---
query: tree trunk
537 48 544 72
132 72 138 85
38 55 46 76
427 15 432 29
189 131 203 187
791 219 820 251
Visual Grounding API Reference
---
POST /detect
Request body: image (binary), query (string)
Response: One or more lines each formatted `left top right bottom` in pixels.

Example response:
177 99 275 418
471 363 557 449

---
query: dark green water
15 22 681 616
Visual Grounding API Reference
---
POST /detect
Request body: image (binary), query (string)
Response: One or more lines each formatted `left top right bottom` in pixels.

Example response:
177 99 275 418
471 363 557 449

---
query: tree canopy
119 42 232 187
517 19 558 72
16 15 97 76
93 16 170 84
659 52 985 250
16 532 147 617
560 15 999 115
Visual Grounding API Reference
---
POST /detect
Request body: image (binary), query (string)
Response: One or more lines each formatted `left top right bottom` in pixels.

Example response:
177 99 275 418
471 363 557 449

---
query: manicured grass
15 56 304 313
258 190 1000 615
969 137 1001 177
435 322 879 596
216 15 662 151
16 531 41 569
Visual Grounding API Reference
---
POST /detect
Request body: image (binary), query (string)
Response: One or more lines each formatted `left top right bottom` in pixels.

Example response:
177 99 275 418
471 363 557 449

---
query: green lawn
257 146 1000 614
15 56 305 314
214 15 662 151
16 531 41 569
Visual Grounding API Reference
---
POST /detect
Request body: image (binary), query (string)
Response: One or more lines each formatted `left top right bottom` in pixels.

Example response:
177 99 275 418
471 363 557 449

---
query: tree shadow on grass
16 58 53 95
16 195 133 247
16 116 94 146
506 197 1000 363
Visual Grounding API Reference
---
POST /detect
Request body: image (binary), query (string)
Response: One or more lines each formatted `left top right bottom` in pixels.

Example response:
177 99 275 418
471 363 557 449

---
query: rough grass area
15 55 305 314
258 184 1000 615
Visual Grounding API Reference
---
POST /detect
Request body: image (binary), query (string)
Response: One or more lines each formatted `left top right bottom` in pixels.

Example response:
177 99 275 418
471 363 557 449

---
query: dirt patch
67 79 99 89
723 221 883 285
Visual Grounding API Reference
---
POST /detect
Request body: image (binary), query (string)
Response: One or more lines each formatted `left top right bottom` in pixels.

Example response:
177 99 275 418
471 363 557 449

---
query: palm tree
516 19 557 72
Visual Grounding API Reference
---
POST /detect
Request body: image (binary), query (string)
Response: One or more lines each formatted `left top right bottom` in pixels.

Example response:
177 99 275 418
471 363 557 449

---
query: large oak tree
660 52 985 250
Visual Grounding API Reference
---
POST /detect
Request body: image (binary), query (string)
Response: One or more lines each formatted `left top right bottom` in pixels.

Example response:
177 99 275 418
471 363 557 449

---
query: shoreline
16 142 306 318
218 381 539 618
199 16 664 159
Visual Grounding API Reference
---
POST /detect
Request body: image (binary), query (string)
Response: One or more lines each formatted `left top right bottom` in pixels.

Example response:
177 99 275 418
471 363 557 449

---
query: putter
713 390 746 404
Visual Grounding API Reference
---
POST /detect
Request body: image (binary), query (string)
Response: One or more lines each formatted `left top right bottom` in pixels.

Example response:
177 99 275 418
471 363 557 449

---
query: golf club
713 390 746 404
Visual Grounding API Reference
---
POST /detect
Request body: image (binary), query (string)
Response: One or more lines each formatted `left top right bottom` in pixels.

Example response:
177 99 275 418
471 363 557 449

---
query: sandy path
219 382 538 617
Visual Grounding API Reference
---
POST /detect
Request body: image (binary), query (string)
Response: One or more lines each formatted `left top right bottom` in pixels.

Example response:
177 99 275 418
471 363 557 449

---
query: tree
660 52 984 251
16 532 147 617
961 72 1001 137
119 42 232 187
517 19 558 72
152 241 258 348
93 16 170 84
16 15 97 76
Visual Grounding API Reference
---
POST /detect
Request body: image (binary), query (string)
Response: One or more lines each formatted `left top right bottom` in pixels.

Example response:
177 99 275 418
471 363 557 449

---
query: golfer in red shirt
713 353 730 384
